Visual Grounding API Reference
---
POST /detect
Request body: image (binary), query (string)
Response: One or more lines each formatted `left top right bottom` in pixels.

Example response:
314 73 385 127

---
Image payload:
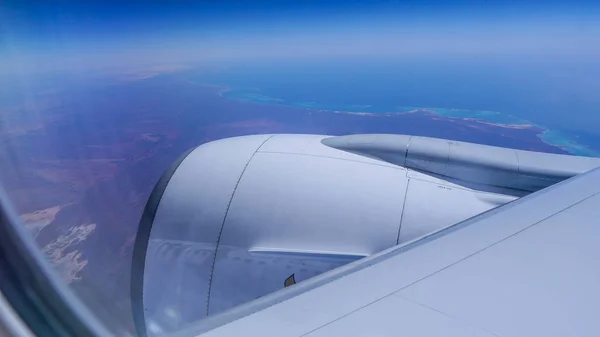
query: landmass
42 223 96 283
21 204 69 238
2 70 597 333
216 86 599 156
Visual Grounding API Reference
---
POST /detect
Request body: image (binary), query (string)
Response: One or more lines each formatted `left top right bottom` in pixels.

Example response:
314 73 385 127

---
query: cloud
2 12 600 74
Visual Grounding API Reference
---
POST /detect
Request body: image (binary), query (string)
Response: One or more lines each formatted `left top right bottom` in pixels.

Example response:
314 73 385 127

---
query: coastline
203 84 598 157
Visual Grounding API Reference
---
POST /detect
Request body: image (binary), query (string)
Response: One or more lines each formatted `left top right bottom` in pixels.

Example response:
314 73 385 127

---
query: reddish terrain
0 72 570 331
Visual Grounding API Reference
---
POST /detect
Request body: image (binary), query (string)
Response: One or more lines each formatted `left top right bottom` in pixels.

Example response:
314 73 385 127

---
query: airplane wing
180 162 600 336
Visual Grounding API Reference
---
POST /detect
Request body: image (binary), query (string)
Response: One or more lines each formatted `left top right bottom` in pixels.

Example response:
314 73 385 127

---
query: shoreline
201 84 598 157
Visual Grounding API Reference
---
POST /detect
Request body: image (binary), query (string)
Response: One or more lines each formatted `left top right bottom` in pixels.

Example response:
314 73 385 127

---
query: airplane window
1 1 599 336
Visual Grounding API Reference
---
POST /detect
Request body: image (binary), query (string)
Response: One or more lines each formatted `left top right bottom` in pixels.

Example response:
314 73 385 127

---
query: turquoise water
218 88 600 157
538 130 600 157
192 59 600 146
221 88 600 156
407 108 600 157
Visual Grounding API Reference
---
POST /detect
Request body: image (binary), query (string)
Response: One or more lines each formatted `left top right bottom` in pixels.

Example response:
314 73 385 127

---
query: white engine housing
132 134 523 335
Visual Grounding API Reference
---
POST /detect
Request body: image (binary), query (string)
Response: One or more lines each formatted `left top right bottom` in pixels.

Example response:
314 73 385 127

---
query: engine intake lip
130 146 198 337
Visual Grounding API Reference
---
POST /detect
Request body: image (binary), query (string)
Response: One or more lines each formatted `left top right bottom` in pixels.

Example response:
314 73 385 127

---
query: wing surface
179 166 600 337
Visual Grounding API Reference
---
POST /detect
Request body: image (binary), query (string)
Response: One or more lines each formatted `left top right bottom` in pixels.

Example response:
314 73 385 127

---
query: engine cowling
131 134 517 336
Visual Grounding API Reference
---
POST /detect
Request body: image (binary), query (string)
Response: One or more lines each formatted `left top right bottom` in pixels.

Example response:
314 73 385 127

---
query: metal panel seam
393 190 600 291
403 135 412 167
396 178 411 244
297 190 600 337
393 294 501 337
205 135 275 315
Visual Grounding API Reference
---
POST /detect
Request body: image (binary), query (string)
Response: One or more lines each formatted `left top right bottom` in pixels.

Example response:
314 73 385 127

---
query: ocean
189 59 600 156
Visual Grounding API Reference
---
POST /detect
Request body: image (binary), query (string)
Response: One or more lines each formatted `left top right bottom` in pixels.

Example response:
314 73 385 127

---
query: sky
1 0 600 133
1 0 600 73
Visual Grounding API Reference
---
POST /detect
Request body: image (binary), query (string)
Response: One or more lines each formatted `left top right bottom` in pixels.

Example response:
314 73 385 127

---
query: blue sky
1 1 600 134
1 1 600 73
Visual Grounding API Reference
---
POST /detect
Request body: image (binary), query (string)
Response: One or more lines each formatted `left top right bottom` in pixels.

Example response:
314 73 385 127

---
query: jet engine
132 133 598 335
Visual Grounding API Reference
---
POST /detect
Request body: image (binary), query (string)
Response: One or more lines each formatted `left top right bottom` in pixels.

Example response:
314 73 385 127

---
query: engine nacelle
131 134 518 335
